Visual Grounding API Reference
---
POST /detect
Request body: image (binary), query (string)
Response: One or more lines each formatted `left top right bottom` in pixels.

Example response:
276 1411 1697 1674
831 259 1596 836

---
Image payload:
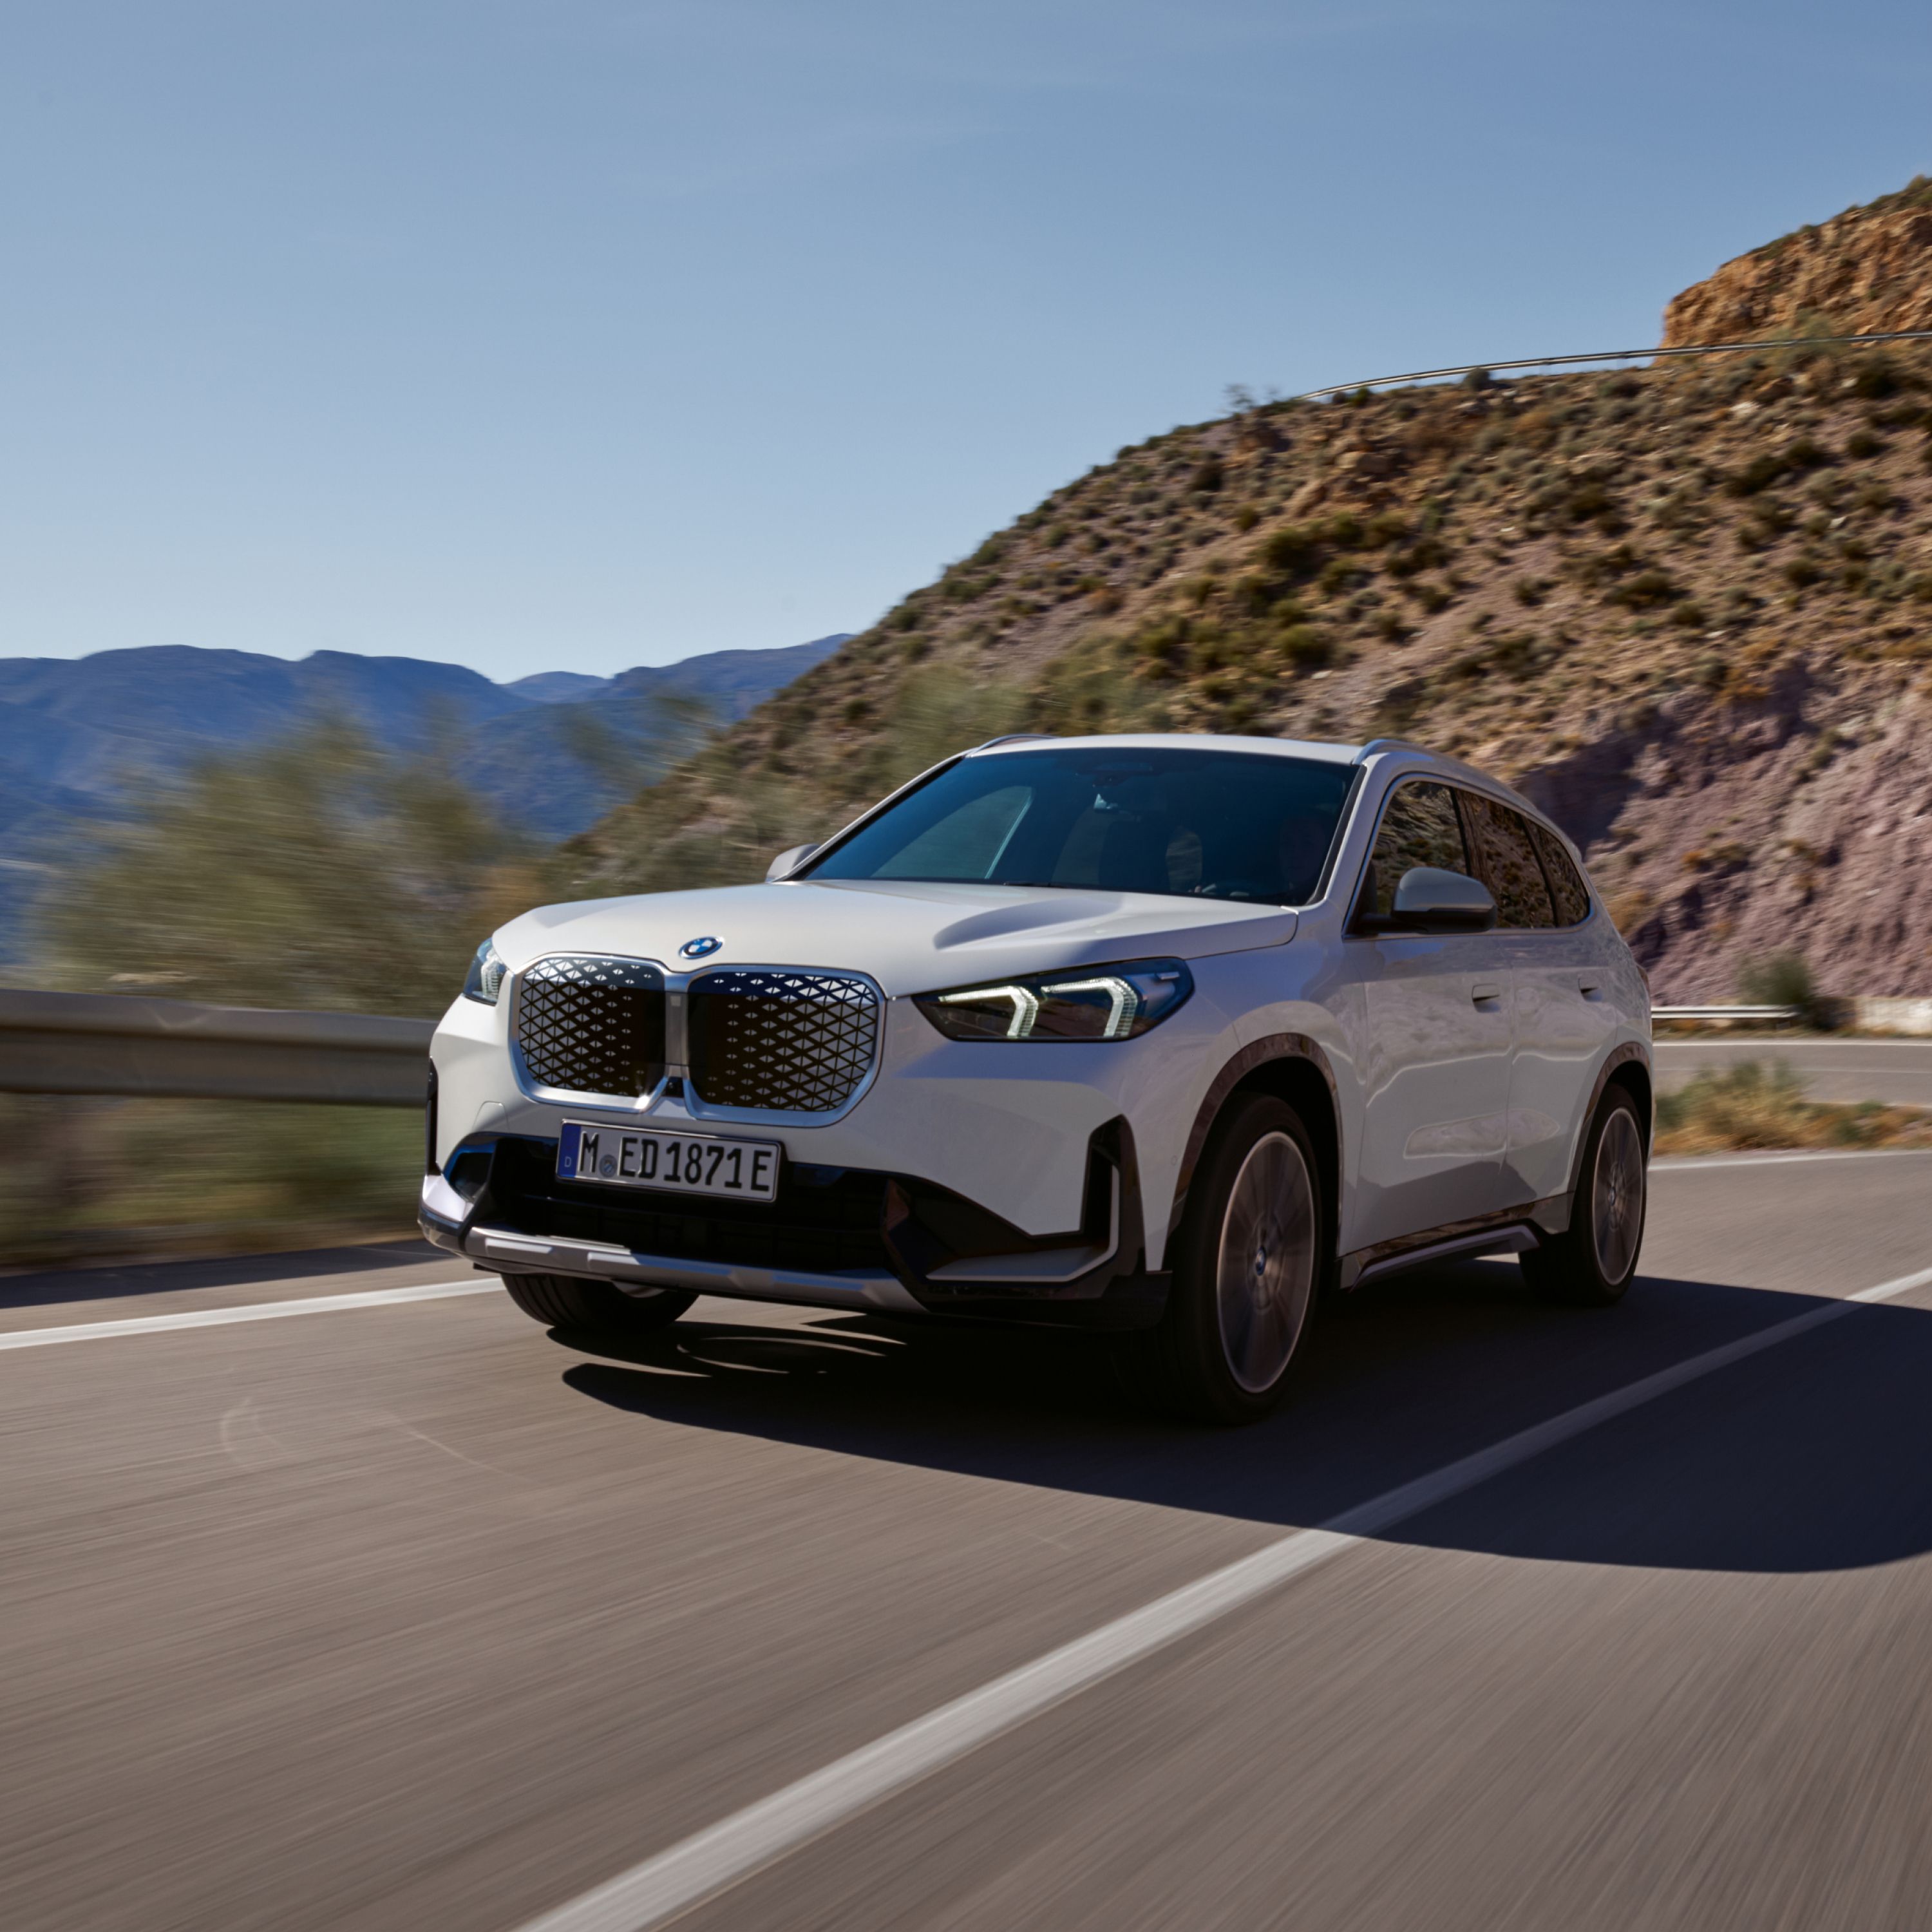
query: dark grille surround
688 969 880 1114
515 955 667 1097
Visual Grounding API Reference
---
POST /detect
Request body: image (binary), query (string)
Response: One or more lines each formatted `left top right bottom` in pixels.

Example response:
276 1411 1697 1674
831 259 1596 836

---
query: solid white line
513 1258 1932 1932
0 1278 496 1351
1652 1148 1932 1173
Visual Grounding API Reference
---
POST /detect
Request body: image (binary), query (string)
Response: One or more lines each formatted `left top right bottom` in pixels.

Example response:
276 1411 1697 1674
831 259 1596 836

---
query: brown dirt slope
1664 176 1932 346
572 193 1932 1003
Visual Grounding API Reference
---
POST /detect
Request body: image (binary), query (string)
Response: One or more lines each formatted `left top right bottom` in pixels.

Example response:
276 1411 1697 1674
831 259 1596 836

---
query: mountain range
0 634 846 958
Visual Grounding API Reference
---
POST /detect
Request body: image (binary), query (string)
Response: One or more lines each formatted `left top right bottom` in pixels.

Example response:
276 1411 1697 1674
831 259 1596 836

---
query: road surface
5 1148 1932 1930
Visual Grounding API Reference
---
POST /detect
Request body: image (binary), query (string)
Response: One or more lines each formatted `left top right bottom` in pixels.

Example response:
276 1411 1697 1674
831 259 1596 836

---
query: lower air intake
688 970 880 1113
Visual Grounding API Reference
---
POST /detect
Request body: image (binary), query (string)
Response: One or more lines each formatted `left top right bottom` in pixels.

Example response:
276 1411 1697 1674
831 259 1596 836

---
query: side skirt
1338 1194 1571 1291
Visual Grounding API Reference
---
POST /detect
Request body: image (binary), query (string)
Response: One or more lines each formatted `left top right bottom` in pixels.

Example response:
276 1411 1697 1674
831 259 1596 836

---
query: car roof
964 732 1365 766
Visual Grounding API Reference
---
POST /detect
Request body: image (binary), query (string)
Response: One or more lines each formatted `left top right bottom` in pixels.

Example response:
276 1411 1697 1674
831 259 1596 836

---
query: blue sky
4 0 1928 682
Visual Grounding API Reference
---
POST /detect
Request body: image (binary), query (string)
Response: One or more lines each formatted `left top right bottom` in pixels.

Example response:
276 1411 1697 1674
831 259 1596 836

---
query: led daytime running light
463 938 509 1005
918 958 1191 1043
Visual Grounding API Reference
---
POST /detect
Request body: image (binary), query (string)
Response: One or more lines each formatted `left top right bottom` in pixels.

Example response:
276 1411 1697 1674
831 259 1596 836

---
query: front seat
1095 813 1175 895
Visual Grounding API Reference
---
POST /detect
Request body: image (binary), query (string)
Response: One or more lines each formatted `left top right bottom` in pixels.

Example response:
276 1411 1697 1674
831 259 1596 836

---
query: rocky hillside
1665 177 1932 348
571 189 1932 1002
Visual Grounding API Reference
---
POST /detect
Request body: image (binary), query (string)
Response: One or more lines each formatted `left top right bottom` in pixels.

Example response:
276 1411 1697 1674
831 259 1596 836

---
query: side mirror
766 842 819 882
1388 866 1495 933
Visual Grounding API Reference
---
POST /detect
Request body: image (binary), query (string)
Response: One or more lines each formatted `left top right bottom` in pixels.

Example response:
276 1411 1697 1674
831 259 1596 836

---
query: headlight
915 958 1193 1042
462 938 509 1005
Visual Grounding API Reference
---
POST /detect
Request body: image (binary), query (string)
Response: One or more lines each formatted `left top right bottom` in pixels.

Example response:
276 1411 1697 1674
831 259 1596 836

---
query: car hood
495 879 1298 997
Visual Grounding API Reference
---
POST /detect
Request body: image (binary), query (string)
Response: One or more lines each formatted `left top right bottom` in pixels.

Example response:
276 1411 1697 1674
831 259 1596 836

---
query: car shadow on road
555 1261 1932 1575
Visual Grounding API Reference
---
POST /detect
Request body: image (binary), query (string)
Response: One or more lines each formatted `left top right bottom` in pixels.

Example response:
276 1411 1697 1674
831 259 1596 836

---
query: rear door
1345 779 1515 1252
1462 793 1615 1208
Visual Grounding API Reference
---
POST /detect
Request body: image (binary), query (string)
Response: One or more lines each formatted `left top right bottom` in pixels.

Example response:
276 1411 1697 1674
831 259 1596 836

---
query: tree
41 721 556 1016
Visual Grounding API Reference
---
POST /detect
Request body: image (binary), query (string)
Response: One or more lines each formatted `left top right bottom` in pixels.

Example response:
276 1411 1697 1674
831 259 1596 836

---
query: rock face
1517 677 1932 1000
1663 178 1932 346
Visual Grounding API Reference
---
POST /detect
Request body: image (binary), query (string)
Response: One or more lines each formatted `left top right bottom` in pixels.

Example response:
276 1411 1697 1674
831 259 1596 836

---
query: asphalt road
1655 1034 1932 1106
7 1149 1932 1931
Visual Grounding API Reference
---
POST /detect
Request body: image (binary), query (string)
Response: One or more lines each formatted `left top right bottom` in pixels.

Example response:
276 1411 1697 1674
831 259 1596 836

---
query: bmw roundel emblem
679 935 723 960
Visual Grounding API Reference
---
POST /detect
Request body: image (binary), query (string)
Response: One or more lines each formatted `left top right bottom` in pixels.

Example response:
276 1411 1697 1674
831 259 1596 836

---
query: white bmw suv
421 734 1650 1423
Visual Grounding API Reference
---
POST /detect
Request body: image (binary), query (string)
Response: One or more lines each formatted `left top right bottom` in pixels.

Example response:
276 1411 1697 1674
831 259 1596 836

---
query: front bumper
421 1121 1168 1331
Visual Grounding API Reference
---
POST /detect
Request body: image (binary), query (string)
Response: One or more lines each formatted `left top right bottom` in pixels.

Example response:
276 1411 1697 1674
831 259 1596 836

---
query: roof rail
1354 735 1546 813
974 734 1058 750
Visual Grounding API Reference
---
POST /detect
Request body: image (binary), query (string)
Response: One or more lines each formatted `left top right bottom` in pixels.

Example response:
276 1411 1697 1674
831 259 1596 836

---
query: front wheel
1520 1088 1647 1306
498 1272 696 1336
1119 1094 1324 1425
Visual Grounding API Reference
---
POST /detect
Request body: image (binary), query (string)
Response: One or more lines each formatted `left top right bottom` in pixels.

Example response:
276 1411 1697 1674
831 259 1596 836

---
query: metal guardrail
1294 328 1932 402
0 989 1918 1106
0 990 432 1106
1651 1005 1802 1025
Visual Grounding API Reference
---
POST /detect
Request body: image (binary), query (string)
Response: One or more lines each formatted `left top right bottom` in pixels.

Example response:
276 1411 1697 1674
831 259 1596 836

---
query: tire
498 1271 696 1336
1119 1094 1325 1425
1520 1087 1647 1307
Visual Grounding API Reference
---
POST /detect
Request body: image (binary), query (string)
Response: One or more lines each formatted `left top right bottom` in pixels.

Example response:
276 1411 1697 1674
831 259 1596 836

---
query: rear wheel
1119 1094 1323 1425
498 1272 696 1335
1520 1087 1647 1306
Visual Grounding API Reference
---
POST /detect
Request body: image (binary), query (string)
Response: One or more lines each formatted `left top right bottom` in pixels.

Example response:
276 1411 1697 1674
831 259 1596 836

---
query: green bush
1608 568 1678 609
39 724 545 1016
1654 1060 1811 1146
1258 526 1320 579
1737 950 1820 1020
1278 624 1332 668
1727 453 1786 496
0 1095 421 1266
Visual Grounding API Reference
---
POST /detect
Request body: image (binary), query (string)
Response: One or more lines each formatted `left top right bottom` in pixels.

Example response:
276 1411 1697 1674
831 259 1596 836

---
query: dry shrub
1654 1059 1932 1153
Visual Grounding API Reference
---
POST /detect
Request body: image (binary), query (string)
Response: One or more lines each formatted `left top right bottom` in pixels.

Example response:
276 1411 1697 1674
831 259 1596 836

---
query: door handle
1578 978 1603 999
1470 981 1503 1005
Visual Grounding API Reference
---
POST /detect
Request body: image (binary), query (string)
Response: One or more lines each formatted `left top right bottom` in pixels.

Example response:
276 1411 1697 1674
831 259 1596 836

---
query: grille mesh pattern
515 956 667 1097
690 971 880 1113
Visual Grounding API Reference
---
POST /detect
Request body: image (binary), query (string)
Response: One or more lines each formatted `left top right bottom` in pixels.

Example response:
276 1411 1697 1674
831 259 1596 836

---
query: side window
1358 781 1471 923
1463 793 1554 929
1529 822 1591 927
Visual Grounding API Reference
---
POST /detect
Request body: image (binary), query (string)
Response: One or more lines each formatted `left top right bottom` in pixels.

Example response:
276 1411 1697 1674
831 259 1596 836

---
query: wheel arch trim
1569 1043 1653 1198
1164 1034 1343 1272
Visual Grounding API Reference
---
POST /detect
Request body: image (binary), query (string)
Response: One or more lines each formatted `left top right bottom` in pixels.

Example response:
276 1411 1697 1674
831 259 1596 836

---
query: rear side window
1358 781 1472 922
1529 822 1591 927
1463 793 1554 929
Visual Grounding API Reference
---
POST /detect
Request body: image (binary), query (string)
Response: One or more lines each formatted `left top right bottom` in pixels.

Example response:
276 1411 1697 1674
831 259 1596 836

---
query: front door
1345 779 1515 1253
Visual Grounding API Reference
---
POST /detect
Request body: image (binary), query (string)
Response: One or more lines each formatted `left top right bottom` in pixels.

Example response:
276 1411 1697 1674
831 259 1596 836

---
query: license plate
557 1122 781 1202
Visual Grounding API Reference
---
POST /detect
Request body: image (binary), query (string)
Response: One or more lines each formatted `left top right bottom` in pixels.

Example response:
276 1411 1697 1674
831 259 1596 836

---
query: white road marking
1652 1148 1932 1172
514 1260 1932 1932
0 1279 495 1351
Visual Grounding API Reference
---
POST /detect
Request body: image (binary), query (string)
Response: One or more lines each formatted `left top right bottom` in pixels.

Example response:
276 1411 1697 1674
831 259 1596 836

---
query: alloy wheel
1591 1108 1645 1286
1215 1131 1316 1394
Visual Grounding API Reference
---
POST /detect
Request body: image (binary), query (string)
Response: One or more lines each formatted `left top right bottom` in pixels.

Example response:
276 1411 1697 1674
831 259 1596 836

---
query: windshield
806 745 1357 905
